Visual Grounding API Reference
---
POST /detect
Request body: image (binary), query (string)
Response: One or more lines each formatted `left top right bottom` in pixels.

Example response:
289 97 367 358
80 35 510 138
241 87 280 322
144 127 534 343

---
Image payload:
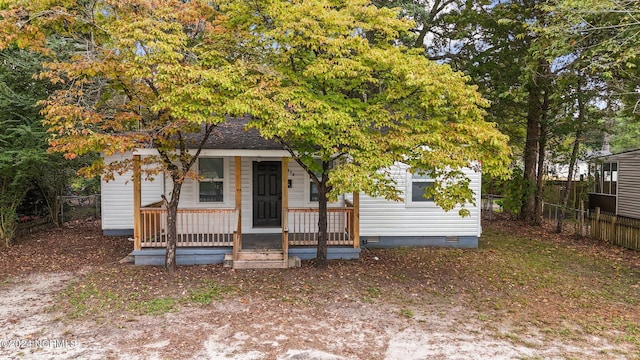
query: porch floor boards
242 234 281 250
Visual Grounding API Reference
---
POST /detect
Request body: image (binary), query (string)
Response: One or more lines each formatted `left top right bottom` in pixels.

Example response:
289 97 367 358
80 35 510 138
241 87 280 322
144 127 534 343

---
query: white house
101 118 482 268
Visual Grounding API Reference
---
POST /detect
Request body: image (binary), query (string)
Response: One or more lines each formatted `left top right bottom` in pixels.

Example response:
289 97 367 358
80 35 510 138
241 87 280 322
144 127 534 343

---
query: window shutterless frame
197 158 225 203
406 171 435 207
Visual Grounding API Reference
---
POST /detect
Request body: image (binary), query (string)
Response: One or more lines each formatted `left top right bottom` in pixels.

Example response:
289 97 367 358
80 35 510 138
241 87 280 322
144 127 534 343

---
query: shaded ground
1 219 639 359
0 219 129 276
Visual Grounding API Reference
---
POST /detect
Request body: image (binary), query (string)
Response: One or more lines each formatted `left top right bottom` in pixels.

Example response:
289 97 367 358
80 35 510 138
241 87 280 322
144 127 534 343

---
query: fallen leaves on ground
2 218 640 356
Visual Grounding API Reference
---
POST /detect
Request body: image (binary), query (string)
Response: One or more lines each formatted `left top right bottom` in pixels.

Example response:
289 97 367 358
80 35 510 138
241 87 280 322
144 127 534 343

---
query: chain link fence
59 194 101 223
481 195 589 237
16 195 101 236
481 194 503 221
541 201 589 236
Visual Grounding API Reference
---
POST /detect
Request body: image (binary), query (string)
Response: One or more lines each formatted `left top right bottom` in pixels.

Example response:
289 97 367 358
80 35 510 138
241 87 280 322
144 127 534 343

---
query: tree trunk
534 89 550 226
602 99 615 153
414 27 428 49
316 183 329 269
534 120 548 226
557 87 584 233
38 182 63 227
0 207 17 247
315 161 331 269
556 130 581 233
521 83 541 223
0 189 24 247
165 179 183 272
521 58 551 224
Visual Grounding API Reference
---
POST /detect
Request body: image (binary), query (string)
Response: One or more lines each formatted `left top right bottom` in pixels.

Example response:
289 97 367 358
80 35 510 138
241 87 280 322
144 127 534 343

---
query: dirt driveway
1 220 638 359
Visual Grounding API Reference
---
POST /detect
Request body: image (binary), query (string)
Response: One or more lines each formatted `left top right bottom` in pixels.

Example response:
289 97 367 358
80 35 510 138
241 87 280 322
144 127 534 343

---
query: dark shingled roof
187 117 284 150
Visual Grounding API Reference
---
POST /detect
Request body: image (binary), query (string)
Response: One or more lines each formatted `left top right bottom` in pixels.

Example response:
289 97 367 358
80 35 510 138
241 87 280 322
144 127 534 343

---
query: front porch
131 156 360 268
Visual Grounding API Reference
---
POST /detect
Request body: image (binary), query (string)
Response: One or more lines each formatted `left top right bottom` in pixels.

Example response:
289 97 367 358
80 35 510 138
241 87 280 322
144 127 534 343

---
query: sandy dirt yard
1 271 627 359
1 220 638 359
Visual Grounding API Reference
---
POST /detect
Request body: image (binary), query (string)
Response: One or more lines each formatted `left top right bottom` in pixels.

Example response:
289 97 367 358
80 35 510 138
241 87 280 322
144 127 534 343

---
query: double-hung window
310 181 320 202
407 172 434 206
198 158 224 203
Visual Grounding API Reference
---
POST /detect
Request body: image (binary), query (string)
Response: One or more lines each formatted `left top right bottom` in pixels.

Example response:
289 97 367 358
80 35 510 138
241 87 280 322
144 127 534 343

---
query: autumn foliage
1 0 511 268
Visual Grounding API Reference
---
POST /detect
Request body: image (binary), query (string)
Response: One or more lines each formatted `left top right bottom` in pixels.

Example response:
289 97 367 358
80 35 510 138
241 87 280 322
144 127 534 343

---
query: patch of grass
58 269 241 320
279 294 313 305
612 321 640 347
501 332 522 343
129 298 177 315
399 308 414 318
542 325 585 343
187 280 235 304
63 281 102 319
464 224 640 354
361 286 382 303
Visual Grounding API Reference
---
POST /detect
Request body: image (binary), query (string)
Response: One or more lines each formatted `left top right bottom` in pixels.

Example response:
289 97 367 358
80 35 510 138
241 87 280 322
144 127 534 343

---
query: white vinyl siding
102 153 482 237
101 153 164 231
173 159 234 208
350 162 481 237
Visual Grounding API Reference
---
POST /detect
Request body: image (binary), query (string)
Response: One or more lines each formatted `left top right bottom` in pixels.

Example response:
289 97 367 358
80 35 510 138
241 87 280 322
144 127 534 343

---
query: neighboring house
101 118 482 268
588 148 640 219
546 159 589 181
547 150 612 181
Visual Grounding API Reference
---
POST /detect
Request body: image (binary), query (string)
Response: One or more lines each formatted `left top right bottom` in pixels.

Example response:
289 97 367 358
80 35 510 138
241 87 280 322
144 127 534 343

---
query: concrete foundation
132 247 360 266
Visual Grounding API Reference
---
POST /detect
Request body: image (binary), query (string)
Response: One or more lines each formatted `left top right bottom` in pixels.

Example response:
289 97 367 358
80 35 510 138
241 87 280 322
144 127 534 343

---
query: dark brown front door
253 161 282 227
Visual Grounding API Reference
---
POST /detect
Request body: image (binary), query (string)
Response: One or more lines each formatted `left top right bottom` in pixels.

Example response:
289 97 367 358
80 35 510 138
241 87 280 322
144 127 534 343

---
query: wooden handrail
139 206 358 249
139 208 236 248
233 208 241 260
143 200 164 208
287 207 354 246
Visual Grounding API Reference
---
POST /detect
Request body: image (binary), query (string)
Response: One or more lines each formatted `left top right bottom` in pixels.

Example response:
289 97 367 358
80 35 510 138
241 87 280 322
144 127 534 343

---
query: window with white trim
307 159 333 202
407 172 434 206
198 158 224 202
310 181 320 202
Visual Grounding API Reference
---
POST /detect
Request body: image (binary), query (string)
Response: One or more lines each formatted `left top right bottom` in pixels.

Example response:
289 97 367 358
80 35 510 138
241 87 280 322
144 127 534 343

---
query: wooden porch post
282 157 289 260
353 191 360 248
133 154 142 251
234 156 242 259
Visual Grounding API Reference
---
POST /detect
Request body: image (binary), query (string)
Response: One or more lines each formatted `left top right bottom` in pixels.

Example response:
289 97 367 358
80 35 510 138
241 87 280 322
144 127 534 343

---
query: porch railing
288 207 354 246
140 207 236 247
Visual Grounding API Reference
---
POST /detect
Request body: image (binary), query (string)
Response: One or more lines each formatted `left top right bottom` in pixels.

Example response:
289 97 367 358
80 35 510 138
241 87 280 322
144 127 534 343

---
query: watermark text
1 338 78 349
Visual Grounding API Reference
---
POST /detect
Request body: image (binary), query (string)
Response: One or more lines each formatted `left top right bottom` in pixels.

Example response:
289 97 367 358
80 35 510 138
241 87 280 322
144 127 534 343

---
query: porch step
232 260 287 269
237 250 285 261
229 250 288 269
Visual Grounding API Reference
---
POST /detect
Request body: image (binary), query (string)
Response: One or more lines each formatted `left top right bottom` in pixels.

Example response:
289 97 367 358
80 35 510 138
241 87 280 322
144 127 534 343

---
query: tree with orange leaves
0 0 256 270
